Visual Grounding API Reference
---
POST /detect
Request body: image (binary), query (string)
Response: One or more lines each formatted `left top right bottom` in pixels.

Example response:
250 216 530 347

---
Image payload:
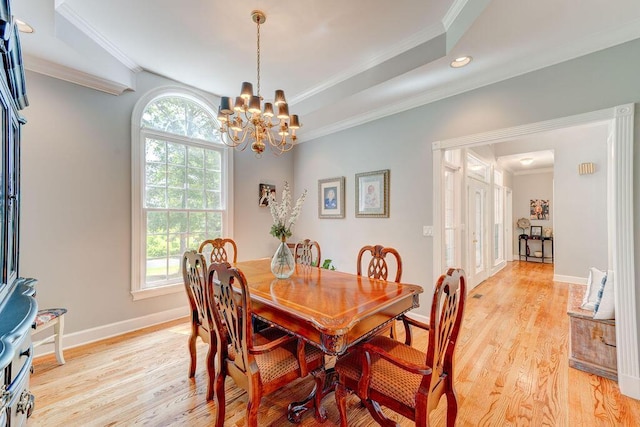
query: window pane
189 212 206 232
145 139 166 163
207 212 222 234
146 258 167 285
167 188 185 209
189 233 207 249
167 165 186 188
168 212 188 233
146 163 166 186
147 211 167 234
168 256 181 279
142 97 218 142
206 150 221 170
168 234 187 257
188 146 204 168
187 189 205 209
187 167 204 189
145 187 166 208
205 169 221 191
167 143 186 165
206 191 221 209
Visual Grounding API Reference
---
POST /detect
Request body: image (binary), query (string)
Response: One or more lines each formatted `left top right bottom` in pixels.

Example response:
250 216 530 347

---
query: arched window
131 88 233 299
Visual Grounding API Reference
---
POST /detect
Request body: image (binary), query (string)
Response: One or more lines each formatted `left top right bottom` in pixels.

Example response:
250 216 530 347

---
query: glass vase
271 238 295 279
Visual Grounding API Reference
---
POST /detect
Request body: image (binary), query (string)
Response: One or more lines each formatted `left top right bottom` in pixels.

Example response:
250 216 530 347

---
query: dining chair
294 239 321 266
208 261 326 427
182 250 217 401
357 244 403 338
357 244 403 283
198 237 238 265
335 268 467 427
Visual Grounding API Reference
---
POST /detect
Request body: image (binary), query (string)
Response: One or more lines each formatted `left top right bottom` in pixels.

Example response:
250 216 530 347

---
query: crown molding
442 0 470 30
55 0 142 73
290 22 444 105
24 54 132 95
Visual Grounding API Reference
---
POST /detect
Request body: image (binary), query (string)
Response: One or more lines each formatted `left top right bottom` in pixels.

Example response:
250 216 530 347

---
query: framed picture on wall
318 177 345 218
355 169 389 218
259 183 275 207
530 199 550 220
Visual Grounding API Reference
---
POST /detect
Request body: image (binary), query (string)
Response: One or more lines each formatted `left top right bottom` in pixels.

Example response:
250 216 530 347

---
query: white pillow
581 267 606 311
593 271 615 320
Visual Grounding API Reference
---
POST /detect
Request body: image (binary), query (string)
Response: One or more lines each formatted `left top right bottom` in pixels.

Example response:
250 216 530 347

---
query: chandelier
217 10 300 157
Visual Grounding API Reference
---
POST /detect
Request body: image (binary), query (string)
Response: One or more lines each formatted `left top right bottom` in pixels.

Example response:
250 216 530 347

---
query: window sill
131 283 183 301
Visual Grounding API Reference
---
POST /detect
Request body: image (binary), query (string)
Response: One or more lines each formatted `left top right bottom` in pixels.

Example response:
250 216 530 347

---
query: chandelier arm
221 125 250 151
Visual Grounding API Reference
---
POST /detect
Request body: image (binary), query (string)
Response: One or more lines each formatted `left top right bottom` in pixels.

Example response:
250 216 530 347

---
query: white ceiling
12 0 640 142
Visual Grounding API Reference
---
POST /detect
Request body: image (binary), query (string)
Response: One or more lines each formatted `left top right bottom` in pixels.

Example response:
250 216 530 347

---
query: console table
518 235 553 263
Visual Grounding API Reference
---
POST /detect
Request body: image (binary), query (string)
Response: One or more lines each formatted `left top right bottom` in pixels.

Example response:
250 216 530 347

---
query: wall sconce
578 162 595 175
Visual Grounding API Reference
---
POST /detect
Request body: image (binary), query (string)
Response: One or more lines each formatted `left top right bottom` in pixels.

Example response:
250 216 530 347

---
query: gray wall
20 70 290 335
294 38 640 320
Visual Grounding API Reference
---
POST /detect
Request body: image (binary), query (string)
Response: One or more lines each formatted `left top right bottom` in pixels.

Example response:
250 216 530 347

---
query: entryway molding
432 103 638 399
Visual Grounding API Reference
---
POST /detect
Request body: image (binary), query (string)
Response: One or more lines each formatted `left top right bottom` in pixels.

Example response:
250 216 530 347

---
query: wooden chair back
357 244 402 282
294 239 321 266
182 250 216 400
335 268 466 427
422 268 466 419
198 238 238 265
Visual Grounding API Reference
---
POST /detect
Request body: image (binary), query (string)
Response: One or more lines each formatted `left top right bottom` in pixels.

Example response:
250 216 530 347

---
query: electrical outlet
423 225 433 237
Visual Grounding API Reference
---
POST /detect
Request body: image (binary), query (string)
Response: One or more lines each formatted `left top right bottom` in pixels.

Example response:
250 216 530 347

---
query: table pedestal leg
287 367 339 423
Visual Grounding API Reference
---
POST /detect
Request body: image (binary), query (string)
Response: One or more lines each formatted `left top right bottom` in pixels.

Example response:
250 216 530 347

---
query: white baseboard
553 274 587 285
406 311 429 325
34 307 188 358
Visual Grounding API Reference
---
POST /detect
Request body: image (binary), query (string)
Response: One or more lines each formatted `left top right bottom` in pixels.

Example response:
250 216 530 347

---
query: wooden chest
567 283 617 381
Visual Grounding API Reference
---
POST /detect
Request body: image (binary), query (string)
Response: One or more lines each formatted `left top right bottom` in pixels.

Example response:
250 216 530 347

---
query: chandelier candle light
268 182 307 278
217 10 301 157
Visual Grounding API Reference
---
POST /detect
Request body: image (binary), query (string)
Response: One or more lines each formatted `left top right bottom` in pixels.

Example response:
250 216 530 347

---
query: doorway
431 103 637 399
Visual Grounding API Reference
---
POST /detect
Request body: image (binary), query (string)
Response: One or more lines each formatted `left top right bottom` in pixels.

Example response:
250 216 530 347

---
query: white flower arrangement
269 182 307 240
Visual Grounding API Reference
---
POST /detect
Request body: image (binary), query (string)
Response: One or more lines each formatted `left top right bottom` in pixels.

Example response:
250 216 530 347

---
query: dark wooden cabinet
0 3 37 425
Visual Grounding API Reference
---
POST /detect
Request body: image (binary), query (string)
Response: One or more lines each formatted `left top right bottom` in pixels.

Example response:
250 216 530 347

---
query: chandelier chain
256 18 261 97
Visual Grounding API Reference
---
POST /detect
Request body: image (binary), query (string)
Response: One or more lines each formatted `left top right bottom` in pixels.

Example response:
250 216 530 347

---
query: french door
467 179 488 289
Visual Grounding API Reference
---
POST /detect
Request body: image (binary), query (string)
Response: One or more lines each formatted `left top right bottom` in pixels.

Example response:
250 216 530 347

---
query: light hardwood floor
30 261 640 426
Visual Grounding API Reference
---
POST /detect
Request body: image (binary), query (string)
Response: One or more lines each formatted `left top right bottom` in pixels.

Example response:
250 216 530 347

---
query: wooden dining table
234 258 423 422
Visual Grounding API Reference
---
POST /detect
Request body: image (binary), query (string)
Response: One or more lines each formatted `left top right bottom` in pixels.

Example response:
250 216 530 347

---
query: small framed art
355 169 389 218
259 183 275 207
530 225 542 239
318 177 345 218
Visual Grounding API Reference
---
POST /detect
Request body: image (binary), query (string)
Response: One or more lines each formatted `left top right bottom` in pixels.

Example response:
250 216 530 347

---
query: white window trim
131 86 234 300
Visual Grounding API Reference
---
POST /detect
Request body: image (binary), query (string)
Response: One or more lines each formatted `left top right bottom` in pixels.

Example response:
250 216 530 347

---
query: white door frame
505 188 513 262
431 104 638 399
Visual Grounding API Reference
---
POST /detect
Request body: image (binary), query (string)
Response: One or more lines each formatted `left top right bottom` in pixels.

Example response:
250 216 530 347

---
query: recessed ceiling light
520 158 534 166
15 19 34 34
450 56 472 68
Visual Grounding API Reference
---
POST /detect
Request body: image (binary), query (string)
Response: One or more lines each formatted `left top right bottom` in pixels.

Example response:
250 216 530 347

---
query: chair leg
335 383 350 427
214 369 226 427
363 399 396 427
246 389 262 427
205 341 216 401
188 327 197 378
53 316 65 365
